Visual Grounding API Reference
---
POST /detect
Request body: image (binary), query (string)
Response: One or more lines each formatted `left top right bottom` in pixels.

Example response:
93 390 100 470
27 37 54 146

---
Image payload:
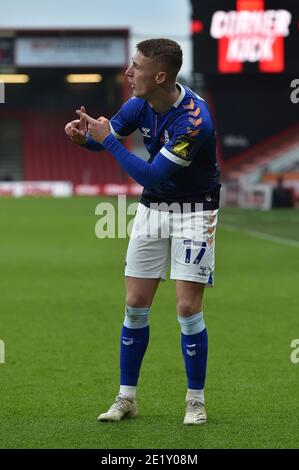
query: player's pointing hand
64 106 87 145
76 110 111 143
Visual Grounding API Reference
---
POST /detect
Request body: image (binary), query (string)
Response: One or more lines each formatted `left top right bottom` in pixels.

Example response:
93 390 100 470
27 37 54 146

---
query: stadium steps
0 119 23 180
222 122 299 182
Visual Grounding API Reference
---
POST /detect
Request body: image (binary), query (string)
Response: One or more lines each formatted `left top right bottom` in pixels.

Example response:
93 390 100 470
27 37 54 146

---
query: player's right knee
124 305 150 329
125 293 152 308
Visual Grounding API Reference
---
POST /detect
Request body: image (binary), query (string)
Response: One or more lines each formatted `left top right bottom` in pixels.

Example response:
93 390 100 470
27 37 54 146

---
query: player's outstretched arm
76 109 179 187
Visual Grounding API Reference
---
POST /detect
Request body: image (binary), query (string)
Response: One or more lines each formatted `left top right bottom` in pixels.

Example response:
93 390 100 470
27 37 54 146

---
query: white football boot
183 400 207 425
98 395 138 422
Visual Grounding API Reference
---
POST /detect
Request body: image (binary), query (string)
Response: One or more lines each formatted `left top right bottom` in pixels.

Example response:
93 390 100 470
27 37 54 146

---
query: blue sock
178 312 208 390
120 306 150 386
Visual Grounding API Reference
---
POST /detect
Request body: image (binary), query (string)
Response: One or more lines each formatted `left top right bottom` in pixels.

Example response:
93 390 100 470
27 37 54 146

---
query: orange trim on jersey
207 237 214 246
188 117 202 127
183 98 195 110
188 107 201 117
187 128 200 137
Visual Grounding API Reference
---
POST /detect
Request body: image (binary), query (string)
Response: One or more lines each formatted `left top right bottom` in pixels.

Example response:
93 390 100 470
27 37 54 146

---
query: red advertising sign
192 0 298 74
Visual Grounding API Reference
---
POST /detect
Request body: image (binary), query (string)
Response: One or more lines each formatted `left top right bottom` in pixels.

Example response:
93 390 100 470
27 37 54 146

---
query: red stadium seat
22 111 126 185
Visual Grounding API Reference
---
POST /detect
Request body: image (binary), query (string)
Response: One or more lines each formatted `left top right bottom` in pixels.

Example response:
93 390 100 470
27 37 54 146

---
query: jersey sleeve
80 97 141 151
80 132 105 151
102 134 179 188
160 102 214 167
109 97 140 138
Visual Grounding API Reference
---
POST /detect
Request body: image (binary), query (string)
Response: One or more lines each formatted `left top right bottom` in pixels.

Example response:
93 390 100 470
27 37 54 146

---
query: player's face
125 51 161 99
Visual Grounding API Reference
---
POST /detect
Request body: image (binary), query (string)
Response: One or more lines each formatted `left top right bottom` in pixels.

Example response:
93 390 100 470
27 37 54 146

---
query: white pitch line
220 224 299 249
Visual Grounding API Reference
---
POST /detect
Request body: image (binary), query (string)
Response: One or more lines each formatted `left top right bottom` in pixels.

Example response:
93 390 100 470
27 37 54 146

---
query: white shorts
125 203 218 285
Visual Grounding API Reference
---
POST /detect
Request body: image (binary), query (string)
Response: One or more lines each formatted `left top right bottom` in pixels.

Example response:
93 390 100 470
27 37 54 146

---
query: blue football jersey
110 84 220 209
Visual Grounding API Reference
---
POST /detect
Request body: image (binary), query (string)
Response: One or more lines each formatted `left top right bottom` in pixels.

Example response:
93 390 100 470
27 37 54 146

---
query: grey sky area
0 0 192 77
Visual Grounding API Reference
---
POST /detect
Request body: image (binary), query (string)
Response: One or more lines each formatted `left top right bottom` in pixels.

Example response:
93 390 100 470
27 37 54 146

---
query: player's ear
155 71 167 85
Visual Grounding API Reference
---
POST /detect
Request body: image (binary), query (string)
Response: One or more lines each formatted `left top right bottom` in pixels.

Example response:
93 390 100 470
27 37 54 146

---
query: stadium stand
221 122 299 184
21 112 126 185
0 29 130 190
220 122 299 209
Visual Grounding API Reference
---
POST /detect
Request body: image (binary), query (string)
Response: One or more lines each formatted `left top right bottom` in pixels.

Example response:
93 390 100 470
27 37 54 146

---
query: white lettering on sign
210 9 292 63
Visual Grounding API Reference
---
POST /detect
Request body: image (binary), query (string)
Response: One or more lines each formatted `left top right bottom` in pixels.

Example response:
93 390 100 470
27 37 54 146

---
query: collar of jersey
148 83 186 115
173 83 186 108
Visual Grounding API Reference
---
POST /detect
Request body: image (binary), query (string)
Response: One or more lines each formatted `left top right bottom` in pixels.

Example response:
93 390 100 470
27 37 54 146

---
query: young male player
65 38 220 425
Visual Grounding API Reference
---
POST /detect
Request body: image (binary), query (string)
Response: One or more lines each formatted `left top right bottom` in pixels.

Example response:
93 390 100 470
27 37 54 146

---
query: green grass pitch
0 197 298 449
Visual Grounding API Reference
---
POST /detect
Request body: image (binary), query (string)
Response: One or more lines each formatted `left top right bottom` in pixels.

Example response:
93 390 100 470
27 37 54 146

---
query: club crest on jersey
141 127 151 138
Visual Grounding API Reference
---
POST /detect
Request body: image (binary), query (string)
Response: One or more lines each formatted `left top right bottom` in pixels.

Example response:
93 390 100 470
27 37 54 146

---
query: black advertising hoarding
192 0 299 75
207 74 299 160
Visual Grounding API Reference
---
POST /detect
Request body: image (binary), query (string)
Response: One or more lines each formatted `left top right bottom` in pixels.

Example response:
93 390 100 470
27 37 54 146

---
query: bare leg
126 276 161 308
176 280 205 317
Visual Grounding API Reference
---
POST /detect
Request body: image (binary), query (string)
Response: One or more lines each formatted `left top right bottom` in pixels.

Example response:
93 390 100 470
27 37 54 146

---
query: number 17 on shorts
170 238 215 286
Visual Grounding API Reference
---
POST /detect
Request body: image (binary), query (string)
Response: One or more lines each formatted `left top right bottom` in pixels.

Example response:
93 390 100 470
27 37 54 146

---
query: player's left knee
177 300 200 317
